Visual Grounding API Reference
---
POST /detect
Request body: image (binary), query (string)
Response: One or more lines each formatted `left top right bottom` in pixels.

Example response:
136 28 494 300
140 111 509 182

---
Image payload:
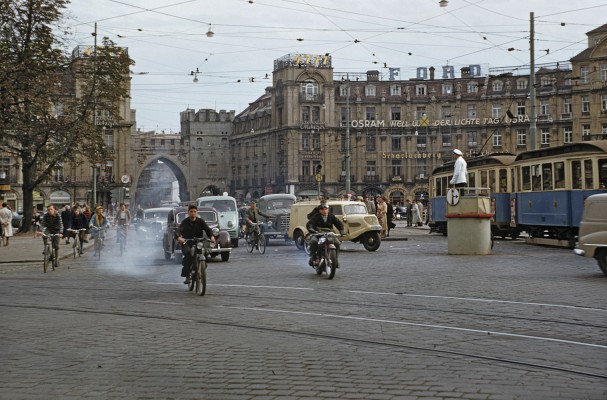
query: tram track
1 301 606 381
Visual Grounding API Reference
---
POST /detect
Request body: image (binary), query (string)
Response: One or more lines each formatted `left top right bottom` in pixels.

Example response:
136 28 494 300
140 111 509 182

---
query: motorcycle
307 230 342 280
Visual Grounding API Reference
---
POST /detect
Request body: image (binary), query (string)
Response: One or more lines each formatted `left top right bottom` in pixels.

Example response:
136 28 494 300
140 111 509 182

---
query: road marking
217 305 607 349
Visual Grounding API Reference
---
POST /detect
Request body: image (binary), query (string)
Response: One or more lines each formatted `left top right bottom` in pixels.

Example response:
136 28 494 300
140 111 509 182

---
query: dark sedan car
12 211 24 231
394 206 407 221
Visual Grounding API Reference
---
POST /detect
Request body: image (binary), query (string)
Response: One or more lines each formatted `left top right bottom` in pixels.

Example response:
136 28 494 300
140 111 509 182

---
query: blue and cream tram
428 153 518 237
510 141 607 246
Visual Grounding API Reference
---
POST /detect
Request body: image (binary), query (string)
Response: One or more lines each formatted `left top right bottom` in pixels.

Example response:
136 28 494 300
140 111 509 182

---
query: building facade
230 24 607 205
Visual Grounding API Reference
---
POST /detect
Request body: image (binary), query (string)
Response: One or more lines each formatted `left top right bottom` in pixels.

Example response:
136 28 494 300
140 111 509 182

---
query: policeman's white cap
453 149 463 155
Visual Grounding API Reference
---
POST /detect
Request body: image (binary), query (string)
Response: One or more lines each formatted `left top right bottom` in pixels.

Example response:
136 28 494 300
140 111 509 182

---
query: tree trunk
19 161 36 235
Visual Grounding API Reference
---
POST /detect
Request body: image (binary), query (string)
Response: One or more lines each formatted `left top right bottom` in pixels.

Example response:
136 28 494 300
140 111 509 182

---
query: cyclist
114 202 131 249
70 205 88 255
89 205 109 256
244 200 272 239
37 204 64 267
176 205 215 284
306 203 346 267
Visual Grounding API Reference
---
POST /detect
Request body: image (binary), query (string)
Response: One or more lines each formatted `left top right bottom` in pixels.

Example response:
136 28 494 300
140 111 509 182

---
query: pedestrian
32 206 41 237
386 198 395 237
61 204 73 244
450 149 468 189
416 200 425 226
405 199 413 227
411 200 420 226
376 196 387 238
364 195 376 215
0 202 13 246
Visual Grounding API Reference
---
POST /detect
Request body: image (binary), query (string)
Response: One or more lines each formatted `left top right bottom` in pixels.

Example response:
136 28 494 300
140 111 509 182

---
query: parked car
394 206 407 221
256 194 296 244
135 207 172 241
288 199 382 252
11 211 24 232
163 206 232 263
574 193 607 276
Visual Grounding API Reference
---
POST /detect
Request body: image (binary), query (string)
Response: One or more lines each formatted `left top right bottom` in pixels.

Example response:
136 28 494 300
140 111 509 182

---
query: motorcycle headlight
196 242 204 250
267 220 273 227
327 232 335 238
212 227 220 236
318 237 326 245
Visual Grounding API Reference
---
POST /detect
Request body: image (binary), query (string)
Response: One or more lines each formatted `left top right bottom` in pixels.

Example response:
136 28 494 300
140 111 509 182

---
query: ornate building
230 24 607 205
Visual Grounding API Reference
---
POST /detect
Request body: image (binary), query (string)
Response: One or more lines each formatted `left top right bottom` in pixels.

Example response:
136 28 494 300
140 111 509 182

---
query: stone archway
132 156 189 208
385 185 408 206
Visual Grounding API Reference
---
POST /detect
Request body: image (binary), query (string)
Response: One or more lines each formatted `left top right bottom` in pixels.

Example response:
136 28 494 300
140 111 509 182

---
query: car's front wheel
597 248 607 276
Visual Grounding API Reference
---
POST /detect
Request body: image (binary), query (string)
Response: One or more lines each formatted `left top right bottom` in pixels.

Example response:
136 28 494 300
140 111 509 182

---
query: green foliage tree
0 0 133 232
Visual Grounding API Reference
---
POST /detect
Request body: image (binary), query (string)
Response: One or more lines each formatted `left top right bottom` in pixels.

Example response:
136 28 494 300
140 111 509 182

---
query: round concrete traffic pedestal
445 193 493 255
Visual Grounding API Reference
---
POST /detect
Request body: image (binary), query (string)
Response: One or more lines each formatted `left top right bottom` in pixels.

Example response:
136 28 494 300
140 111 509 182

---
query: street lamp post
92 163 101 207
345 77 351 194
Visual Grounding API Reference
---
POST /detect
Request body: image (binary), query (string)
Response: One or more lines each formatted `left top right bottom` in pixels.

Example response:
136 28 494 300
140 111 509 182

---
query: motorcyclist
176 205 215 284
306 203 346 267
244 200 272 239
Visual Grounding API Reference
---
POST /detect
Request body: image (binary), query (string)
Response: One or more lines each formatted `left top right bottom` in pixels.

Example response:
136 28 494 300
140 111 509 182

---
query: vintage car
163 206 232 263
574 193 607 276
196 195 240 247
135 207 172 241
288 200 382 252
256 194 296 244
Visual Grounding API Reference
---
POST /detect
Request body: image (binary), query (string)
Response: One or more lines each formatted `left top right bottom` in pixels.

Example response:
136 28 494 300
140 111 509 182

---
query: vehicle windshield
145 211 169 220
198 200 236 212
344 204 368 215
266 199 294 212
176 211 217 224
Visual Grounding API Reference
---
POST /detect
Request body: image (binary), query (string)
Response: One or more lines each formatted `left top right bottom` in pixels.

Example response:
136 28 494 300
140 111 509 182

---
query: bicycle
90 226 107 260
41 233 62 273
184 237 209 296
116 224 129 256
67 228 87 259
245 222 266 254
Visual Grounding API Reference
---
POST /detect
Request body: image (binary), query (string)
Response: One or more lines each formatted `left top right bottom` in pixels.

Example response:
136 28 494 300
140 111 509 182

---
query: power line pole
345 76 351 194
529 12 537 151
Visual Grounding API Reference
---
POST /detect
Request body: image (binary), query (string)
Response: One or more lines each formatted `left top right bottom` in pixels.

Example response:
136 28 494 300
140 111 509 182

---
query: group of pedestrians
362 195 396 238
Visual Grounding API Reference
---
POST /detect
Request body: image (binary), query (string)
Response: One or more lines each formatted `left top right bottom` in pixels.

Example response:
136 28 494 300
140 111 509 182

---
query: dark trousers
181 244 194 277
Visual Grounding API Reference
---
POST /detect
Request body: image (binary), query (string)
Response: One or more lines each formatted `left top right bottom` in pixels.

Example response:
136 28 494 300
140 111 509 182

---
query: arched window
301 80 319 100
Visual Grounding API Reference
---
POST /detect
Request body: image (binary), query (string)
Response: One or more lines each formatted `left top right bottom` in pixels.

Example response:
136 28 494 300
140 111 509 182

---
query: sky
63 0 607 134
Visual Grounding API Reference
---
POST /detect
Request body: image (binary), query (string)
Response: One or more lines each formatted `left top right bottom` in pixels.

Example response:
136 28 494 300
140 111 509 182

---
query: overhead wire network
62 0 603 133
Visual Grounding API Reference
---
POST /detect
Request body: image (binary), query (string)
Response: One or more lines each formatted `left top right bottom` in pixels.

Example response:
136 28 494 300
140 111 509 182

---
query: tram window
542 163 553 190
489 170 496 193
571 160 582 189
468 172 475 188
480 170 488 191
554 162 565 189
584 159 593 189
522 166 531 191
442 177 449 195
599 159 607 189
532 164 542 191
499 169 508 193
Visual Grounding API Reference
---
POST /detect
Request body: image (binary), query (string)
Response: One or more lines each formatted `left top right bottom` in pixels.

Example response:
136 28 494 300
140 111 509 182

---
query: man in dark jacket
176 205 215 284
61 205 73 244
38 204 64 266
306 204 345 266
244 201 272 238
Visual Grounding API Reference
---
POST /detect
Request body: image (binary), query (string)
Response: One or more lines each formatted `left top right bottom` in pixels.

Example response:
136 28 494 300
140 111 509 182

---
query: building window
441 106 452 118
366 161 376 176
366 134 376 151
492 80 503 91
366 107 376 120
392 135 401 151
563 97 572 114
540 99 549 116
601 94 607 111
416 85 426 95
540 77 552 86
563 127 572 143
391 159 402 178
302 160 310 177
415 107 426 119
301 106 310 122
312 133 320 150
602 124 607 135
390 85 401 96
517 101 526 116
517 129 526 146
601 64 607 81
365 85 376 97
302 134 310 150
442 133 451 146
516 79 527 89
301 80 319 100
493 131 502 147
416 136 426 148
104 129 114 149
582 124 591 137
582 95 590 113
467 104 476 119
340 85 349 96
311 106 320 122
492 104 501 119
441 84 452 94
541 128 550 145
580 65 589 83
468 131 477 147
391 107 401 121
467 82 478 93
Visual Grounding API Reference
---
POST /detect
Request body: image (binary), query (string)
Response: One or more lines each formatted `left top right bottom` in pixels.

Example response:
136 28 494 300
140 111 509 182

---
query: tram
428 141 607 247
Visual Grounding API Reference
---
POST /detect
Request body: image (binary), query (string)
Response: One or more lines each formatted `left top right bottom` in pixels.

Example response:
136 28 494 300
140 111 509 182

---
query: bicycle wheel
96 237 101 260
43 243 50 273
51 247 57 271
257 234 266 254
246 233 254 253
195 258 206 296
72 237 77 259
119 234 124 256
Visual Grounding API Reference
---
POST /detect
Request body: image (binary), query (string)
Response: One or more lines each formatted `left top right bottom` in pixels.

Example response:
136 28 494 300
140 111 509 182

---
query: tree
0 0 133 232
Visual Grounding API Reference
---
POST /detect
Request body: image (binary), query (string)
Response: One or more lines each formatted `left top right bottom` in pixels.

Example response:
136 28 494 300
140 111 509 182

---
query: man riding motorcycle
306 204 346 267
176 205 216 284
